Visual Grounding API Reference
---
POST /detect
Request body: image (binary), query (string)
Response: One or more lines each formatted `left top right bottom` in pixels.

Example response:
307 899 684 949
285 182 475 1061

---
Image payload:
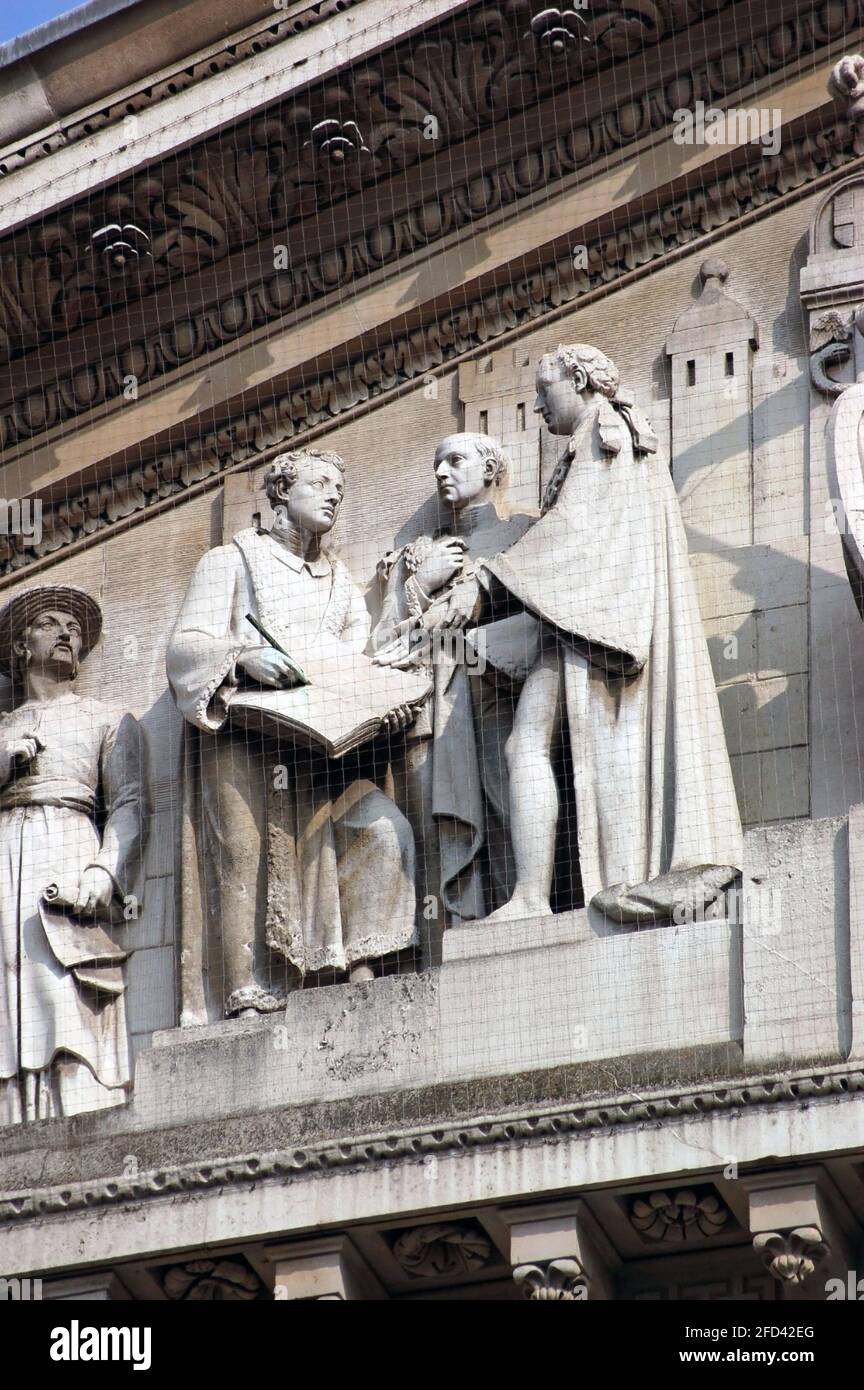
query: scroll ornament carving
753 1228 830 1287
0 0 846 366
513 1258 588 1300
392 1222 493 1278
163 1258 264 1300
630 1188 729 1242
809 309 854 397
4 111 859 579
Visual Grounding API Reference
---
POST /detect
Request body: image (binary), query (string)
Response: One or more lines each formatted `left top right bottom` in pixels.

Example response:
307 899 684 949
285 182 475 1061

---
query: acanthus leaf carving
2 0 847 367
2 110 861 578
753 1227 830 1287
2 95 858 459
513 1258 588 1300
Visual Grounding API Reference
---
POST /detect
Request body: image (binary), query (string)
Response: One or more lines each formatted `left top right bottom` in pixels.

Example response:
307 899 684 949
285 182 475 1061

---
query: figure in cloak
477 344 743 925
167 447 417 1022
0 585 146 1125
372 433 538 943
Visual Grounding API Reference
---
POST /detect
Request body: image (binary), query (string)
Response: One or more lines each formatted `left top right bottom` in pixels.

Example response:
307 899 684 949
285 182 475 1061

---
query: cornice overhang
0 0 457 203
0 0 754 363
1 1063 862 1232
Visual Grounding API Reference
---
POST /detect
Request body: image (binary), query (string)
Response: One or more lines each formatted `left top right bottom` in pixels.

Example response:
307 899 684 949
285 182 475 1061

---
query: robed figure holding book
167 448 419 1021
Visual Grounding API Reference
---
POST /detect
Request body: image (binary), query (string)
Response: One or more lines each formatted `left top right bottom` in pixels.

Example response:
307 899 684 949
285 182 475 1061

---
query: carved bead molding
753 1228 830 1287
630 1187 730 1243
0 0 846 367
2 111 858 580
391 1221 494 1278
2 1067 861 1228
513 1258 589 1300
162 1256 265 1300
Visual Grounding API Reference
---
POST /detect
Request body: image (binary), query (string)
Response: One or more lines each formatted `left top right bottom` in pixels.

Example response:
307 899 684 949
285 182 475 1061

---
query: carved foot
477 891 554 926
592 865 738 926
225 985 286 1017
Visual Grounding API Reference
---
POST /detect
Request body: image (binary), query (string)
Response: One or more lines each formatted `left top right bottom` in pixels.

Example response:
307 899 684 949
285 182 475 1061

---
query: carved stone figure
801 173 864 615
0 586 146 1124
167 448 417 1021
480 344 743 924
372 433 538 935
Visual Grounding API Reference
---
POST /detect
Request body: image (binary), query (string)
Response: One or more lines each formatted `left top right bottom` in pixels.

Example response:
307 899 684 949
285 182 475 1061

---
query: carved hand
414 538 467 594
73 866 115 920
0 732 45 782
372 623 428 669
238 647 304 688
382 702 417 734
435 576 481 630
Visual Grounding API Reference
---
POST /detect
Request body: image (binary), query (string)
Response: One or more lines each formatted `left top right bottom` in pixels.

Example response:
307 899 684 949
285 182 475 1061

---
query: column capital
263 1234 385 1301
499 1199 615 1300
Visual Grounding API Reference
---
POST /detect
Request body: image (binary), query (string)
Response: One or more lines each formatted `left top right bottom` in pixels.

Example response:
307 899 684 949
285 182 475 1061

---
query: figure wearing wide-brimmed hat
0 584 146 1126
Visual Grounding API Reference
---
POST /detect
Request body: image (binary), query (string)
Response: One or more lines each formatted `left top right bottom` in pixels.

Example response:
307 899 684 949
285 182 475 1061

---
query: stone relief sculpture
801 172 864 617
0 586 146 1125
372 433 539 935
167 448 418 1022
473 344 743 925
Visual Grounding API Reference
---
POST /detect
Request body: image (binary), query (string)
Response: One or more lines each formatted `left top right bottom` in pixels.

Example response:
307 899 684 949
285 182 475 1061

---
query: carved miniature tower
666 258 759 546
458 350 544 509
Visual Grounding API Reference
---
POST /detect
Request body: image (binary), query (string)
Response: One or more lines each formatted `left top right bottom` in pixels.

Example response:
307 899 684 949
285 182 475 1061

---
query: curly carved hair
437 432 510 485
263 447 346 505
541 343 620 399
469 432 510 483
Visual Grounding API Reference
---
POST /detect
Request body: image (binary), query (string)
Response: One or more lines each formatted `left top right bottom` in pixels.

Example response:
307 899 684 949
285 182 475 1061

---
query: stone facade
0 0 863 1302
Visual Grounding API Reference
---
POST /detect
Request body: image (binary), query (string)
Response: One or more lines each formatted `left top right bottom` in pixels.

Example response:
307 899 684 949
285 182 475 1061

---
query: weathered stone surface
2 2 864 1304
743 816 851 1068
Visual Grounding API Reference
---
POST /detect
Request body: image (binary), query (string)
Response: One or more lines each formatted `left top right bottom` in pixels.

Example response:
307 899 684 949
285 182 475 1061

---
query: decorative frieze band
1 1065 861 1226
0 0 736 186
0 0 845 367
1 113 857 579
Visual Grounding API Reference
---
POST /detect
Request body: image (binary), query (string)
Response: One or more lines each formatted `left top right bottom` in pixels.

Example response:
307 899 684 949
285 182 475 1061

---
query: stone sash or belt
0 780 95 815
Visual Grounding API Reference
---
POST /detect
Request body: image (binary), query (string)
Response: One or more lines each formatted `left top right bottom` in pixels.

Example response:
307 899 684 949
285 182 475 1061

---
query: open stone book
228 653 432 758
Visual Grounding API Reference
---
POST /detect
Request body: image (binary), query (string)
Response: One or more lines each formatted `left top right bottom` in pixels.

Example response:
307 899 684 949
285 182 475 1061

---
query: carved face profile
433 433 502 508
15 608 83 679
282 457 346 536
534 356 584 436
